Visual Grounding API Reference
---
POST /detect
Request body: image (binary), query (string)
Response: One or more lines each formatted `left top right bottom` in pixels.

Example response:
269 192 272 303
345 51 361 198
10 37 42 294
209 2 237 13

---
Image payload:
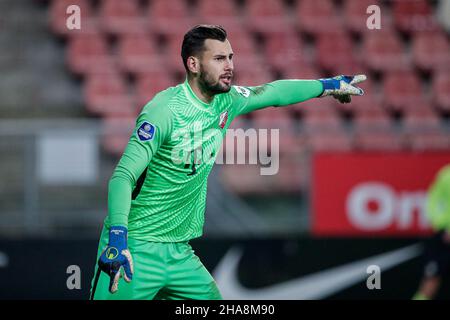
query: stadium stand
45 0 450 195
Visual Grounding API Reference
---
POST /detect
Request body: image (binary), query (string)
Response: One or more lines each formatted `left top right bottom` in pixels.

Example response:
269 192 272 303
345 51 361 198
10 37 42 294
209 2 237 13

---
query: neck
187 76 214 104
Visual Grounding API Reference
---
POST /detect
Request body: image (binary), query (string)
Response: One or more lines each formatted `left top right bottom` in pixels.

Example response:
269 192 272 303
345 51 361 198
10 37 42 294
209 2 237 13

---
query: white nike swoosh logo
213 244 422 300
0 251 9 268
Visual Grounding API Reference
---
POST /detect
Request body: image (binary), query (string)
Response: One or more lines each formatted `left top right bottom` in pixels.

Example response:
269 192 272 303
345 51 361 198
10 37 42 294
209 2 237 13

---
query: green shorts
90 226 222 300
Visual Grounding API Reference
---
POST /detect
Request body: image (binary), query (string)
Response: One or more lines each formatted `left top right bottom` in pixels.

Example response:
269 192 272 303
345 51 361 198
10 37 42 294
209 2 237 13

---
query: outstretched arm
235 74 366 115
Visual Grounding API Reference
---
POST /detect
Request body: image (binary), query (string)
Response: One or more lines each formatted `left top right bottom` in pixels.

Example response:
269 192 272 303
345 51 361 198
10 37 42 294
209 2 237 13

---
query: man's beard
198 67 232 96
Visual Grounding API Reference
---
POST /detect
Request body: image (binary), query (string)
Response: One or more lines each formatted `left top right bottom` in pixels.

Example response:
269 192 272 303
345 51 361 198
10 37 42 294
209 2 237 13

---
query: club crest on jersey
219 111 229 129
235 86 250 98
137 121 155 141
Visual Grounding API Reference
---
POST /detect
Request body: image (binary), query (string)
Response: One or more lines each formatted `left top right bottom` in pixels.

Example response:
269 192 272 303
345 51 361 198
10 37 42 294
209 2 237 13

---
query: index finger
350 74 367 85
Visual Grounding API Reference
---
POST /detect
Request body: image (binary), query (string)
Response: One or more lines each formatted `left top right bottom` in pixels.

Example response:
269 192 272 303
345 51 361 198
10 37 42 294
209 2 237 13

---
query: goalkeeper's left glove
98 226 134 293
318 74 366 103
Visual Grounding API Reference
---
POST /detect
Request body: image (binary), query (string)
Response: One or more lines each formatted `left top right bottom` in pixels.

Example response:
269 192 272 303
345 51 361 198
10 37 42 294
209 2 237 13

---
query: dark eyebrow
213 53 234 58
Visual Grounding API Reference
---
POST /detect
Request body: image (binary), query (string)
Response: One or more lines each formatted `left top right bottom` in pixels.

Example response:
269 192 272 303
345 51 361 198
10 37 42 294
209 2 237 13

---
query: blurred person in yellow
413 164 450 300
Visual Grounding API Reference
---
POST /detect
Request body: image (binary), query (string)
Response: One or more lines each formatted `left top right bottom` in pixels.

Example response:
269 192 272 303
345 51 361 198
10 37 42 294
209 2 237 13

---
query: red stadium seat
245 0 292 34
147 0 194 36
407 130 450 151
432 71 450 112
412 31 450 72
302 109 343 133
295 0 342 34
393 0 438 34
354 129 404 151
99 0 145 35
117 33 163 74
196 0 243 34
263 32 306 75
252 107 295 130
134 71 177 108
84 73 136 116
282 64 321 80
402 107 442 132
306 129 353 152
343 0 393 34
101 116 136 156
233 67 273 87
49 0 97 36
353 107 393 131
316 31 361 74
363 31 410 72
227 31 265 74
163 34 189 74
383 71 426 113
66 32 117 75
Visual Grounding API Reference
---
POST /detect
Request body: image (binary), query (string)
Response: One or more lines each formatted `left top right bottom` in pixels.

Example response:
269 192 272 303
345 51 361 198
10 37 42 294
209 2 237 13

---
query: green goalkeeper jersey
105 78 323 242
426 164 450 232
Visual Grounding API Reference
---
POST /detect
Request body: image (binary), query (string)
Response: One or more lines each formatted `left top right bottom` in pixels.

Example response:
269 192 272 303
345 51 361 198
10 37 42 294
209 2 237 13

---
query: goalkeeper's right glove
318 74 366 103
98 226 134 293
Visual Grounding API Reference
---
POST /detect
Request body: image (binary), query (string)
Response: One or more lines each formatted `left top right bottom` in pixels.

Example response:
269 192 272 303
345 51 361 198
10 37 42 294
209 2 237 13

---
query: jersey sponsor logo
137 121 155 141
219 111 229 129
234 86 250 98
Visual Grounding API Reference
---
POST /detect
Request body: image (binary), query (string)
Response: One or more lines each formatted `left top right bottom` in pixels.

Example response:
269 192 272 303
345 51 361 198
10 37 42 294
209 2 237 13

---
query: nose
225 58 233 72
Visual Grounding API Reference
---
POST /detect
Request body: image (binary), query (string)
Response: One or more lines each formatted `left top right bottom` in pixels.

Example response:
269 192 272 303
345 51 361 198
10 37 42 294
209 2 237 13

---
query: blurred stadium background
0 0 449 299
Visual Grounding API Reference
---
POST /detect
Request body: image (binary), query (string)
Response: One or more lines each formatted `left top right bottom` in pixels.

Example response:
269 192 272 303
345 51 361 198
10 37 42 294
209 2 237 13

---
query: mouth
220 74 233 86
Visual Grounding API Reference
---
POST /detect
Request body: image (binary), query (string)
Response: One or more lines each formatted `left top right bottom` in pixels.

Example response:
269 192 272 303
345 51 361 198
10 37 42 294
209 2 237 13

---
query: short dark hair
181 25 227 73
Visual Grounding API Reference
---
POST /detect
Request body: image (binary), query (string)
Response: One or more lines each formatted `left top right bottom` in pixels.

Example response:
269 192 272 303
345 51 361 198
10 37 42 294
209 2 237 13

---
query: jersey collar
182 79 215 113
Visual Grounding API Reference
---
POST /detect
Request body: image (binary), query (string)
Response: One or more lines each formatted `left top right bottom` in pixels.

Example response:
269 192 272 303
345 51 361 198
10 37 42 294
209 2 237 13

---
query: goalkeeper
90 24 366 300
413 164 450 300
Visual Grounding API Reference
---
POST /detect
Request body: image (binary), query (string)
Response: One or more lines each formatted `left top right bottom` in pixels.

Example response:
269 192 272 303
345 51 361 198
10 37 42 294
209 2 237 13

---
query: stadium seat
302 108 343 133
66 32 117 75
402 107 442 132
252 107 295 130
163 34 189 74
233 66 273 87
147 0 194 36
263 32 306 75
99 0 145 35
84 73 136 116
117 33 163 74
353 107 393 132
295 0 342 34
306 129 353 152
282 64 321 80
244 0 292 34
407 130 450 151
383 70 426 113
354 129 404 151
363 31 410 72
432 71 450 112
134 71 176 109
101 116 136 156
195 0 243 34
49 0 97 36
343 0 393 34
315 31 361 74
393 0 438 34
412 31 450 72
